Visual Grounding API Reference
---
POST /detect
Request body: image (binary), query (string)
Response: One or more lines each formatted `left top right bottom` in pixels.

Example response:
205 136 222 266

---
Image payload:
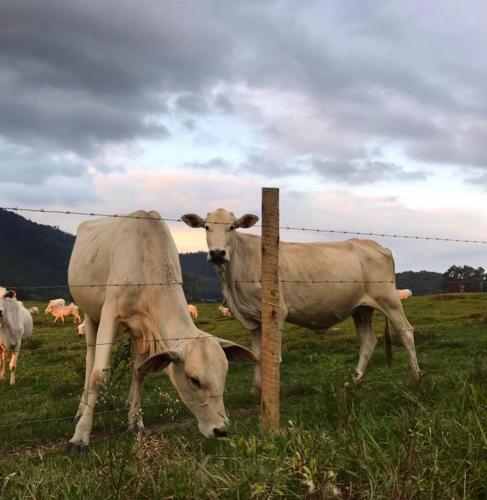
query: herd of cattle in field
1 207 422 451
0 291 232 386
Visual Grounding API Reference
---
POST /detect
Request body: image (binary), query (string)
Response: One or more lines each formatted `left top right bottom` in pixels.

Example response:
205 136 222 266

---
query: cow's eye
205 225 209 231
189 376 202 388
229 225 235 231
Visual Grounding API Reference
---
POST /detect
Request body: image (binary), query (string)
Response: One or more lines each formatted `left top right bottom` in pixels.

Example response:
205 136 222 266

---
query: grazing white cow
28 306 39 314
66 210 255 452
218 305 232 317
188 304 198 319
182 208 421 393
398 289 413 301
77 320 86 336
45 298 66 314
0 288 33 385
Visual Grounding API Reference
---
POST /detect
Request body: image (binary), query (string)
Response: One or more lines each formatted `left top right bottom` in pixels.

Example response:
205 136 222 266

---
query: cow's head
0 291 19 335
137 334 256 438
182 209 258 266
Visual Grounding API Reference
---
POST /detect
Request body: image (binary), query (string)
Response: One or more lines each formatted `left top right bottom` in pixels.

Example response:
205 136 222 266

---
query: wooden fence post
260 187 281 430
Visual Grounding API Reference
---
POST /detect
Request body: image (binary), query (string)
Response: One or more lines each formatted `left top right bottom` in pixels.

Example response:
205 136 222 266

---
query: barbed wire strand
2 205 486 244
7 279 399 290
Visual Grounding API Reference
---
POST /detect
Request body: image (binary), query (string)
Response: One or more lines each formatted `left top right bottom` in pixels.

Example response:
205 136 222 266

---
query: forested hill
0 208 459 301
0 209 220 300
0 208 75 299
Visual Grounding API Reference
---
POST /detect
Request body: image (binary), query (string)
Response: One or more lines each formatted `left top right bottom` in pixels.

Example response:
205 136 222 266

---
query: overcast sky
1 0 487 271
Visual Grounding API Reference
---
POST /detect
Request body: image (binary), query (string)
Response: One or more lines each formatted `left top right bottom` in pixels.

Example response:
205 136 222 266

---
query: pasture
0 294 486 498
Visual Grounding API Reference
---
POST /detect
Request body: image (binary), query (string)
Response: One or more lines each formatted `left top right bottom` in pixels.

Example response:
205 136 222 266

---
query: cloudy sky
1 0 487 271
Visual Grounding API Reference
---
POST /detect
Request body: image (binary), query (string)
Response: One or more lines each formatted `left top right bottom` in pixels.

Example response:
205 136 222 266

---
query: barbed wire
2 205 486 244
6 279 402 290
0 206 181 223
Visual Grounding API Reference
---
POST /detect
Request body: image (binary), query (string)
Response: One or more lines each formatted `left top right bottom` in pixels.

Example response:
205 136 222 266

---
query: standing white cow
66 210 255 452
182 208 421 393
0 288 33 385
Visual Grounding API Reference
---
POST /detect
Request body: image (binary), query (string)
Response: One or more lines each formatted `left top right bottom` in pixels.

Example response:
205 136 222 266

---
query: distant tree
441 265 486 293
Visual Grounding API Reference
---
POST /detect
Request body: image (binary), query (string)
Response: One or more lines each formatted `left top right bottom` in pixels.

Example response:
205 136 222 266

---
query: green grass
0 295 487 498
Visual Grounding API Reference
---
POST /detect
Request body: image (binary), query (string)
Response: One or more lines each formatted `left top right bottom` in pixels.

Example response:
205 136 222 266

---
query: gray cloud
311 159 430 184
1 0 487 187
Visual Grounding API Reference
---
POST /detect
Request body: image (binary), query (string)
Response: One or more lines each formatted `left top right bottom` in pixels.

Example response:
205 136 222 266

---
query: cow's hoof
65 441 89 454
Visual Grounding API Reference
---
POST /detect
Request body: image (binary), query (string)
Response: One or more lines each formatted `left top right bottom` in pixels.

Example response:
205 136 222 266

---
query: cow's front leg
74 316 97 423
127 350 148 433
67 308 117 452
9 350 19 385
0 349 6 380
250 327 262 395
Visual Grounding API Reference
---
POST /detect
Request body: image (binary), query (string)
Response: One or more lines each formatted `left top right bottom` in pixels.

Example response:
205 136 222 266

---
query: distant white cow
0 288 33 385
45 298 66 314
218 305 232 317
183 208 421 393
188 304 198 319
28 306 39 314
50 303 81 324
66 210 255 452
398 289 413 301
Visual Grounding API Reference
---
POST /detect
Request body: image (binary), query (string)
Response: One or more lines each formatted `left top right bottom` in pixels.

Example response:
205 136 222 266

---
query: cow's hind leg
376 295 421 383
67 306 118 452
74 316 98 423
348 306 377 386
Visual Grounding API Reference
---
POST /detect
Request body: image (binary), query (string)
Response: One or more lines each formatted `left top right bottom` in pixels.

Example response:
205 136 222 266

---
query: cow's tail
384 318 393 367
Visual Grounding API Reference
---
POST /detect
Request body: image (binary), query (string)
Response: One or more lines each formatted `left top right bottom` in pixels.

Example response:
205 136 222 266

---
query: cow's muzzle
208 249 227 265
213 426 228 438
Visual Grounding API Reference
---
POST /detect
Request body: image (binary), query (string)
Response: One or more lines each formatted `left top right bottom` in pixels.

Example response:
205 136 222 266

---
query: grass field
0 294 486 498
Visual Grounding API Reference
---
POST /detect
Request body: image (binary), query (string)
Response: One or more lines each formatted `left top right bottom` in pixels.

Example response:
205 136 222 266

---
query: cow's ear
181 213 205 228
5 290 16 299
236 214 259 229
218 339 257 363
136 350 179 376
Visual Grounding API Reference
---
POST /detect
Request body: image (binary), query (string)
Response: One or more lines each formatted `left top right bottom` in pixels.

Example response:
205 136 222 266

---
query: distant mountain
0 209 221 301
179 252 221 301
0 209 451 302
0 208 75 300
